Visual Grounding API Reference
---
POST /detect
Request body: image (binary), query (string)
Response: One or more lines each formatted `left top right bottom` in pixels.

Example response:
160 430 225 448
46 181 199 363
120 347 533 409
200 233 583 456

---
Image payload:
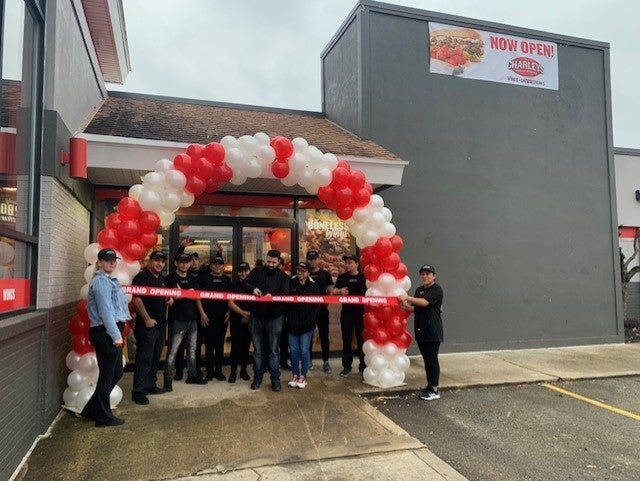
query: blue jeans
249 315 283 382
288 330 313 377
164 320 198 379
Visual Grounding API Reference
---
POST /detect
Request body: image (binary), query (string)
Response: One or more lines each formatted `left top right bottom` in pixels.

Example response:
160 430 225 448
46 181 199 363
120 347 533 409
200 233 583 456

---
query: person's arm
398 293 429 307
229 300 250 318
196 299 209 326
132 297 157 328
92 276 123 345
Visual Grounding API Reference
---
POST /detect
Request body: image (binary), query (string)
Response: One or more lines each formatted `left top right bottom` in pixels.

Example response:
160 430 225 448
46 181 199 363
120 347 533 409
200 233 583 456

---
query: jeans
249 315 283 382
289 330 313 377
164 320 198 379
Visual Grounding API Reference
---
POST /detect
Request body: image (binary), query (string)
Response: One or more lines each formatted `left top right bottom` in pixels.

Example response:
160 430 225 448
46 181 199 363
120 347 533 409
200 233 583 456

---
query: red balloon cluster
359 235 407 282
363 305 413 348
269 136 294 178
174 142 233 195
70 300 94 354
96 197 161 262
317 160 373 220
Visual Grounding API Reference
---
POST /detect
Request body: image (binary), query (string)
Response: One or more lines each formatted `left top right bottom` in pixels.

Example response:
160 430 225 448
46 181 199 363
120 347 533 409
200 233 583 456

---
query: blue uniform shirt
87 270 131 342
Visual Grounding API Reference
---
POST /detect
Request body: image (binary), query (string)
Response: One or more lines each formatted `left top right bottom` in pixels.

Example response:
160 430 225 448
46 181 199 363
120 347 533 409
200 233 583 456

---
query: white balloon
306 184 319 195
110 385 123 408
238 135 258 155
323 153 338 170
84 243 100 264
257 145 276 165
122 354 127 368
155 158 173 172
393 371 406 384
359 230 379 248
245 160 262 178
352 208 369 224
378 368 396 388
124 260 141 278
381 222 396 237
288 153 307 173
362 340 379 357
391 353 411 372
80 283 89 300
84 264 96 284
76 386 94 410
88 370 99 386
292 137 309 152
229 171 247 185
382 342 399 358
297 170 314 189
180 193 195 208
138 189 162 211
370 212 386 227
315 168 332 187
161 191 182 211
62 387 79 408
254 132 270 146
158 209 176 227
381 207 393 222
362 367 378 384
370 354 388 371
67 369 90 391
128 183 143 199
280 172 299 187
226 147 245 167
378 273 396 290
164 169 187 192
220 135 239 150
142 171 166 192
66 350 81 371
366 287 383 297
307 146 324 169
78 352 98 373
370 195 385 210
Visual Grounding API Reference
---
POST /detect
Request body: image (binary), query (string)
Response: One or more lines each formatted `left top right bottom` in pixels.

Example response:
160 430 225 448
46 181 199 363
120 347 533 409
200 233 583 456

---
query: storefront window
0 0 43 314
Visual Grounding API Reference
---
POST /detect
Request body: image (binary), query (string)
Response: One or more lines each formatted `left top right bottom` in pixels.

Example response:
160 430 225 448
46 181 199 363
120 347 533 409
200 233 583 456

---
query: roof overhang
81 133 408 195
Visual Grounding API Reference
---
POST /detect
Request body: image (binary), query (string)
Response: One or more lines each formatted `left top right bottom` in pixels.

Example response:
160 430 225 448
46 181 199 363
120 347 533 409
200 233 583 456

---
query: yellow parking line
541 383 640 421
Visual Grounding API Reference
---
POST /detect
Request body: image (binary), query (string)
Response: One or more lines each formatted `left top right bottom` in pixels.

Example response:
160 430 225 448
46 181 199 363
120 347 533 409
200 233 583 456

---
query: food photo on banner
62 133 416 413
302 209 355 279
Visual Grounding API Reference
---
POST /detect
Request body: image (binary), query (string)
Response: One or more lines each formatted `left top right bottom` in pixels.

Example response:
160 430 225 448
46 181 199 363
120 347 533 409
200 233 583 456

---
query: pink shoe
288 375 299 387
296 376 307 389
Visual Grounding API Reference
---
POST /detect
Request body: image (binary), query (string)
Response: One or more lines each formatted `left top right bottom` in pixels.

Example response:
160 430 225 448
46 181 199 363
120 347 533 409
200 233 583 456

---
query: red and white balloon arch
63 133 413 411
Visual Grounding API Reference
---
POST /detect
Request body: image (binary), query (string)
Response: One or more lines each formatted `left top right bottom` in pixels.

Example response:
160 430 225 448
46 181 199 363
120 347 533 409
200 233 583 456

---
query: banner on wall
429 22 559 90
305 210 353 278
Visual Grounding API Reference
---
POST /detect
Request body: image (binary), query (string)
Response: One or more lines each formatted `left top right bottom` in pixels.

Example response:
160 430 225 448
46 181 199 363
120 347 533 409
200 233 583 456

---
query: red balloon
173 153 195 175
353 187 371 207
373 328 390 345
363 312 381 331
77 300 89 323
364 182 373 194
185 175 206 195
359 246 377 268
120 240 146 262
335 205 354 220
331 167 351 188
213 163 233 183
390 235 404 252
69 314 87 336
270 160 290 179
362 329 373 341
195 157 215 179
117 197 142 220
186 143 204 159
270 136 294 160
122 321 131 339
139 231 158 249
336 160 351 171
204 142 226 164
394 262 408 280
72 334 92 355
385 316 405 336
392 331 413 349
269 229 291 253
105 212 122 231
139 211 160 233
205 179 219 193
97 228 121 250
348 170 366 189
364 263 382 282
381 252 401 272
317 185 335 207
117 218 142 241
375 305 396 320
374 238 393 258
335 187 353 208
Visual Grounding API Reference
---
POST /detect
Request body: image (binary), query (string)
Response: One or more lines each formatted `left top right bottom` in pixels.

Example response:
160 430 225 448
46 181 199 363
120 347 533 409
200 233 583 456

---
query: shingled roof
84 92 398 160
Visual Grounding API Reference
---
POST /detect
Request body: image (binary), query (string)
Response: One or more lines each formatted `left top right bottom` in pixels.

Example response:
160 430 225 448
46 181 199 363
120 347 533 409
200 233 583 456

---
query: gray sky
108 0 639 149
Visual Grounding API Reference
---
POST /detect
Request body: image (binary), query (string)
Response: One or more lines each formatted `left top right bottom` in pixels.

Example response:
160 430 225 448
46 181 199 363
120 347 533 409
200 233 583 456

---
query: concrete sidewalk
14 343 640 481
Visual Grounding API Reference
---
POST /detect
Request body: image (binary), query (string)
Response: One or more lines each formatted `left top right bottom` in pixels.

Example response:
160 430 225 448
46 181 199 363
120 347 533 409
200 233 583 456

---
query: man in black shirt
399 263 443 401
163 253 209 391
131 250 171 405
228 262 252 383
242 249 290 392
306 250 334 373
332 254 367 377
199 255 232 381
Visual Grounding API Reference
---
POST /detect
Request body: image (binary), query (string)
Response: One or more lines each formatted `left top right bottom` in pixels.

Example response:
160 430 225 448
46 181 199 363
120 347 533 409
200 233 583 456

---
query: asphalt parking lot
369 376 640 481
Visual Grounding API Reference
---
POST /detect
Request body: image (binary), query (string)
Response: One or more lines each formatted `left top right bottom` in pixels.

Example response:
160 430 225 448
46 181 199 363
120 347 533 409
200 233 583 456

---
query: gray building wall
323 1 622 351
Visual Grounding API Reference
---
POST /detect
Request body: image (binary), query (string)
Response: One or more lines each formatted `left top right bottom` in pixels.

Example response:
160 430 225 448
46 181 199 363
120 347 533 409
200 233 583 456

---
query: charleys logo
508 57 543 77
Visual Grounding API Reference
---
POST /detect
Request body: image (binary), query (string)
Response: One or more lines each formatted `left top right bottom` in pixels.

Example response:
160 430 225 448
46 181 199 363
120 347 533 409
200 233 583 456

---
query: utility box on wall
323 1 621 351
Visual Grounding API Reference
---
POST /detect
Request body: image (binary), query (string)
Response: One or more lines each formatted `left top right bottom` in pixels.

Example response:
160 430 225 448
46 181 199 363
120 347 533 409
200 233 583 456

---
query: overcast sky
107 0 638 149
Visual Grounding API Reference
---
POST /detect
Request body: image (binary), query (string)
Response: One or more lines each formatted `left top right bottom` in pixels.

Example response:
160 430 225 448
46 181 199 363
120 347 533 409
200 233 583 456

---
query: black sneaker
339 368 351 377
132 394 149 405
214 371 227 381
96 417 125 427
418 388 440 401
173 371 183 381
228 372 237 383
185 376 208 385
147 386 166 395
205 371 215 381
163 377 173 392
251 378 262 390
272 381 282 392
239 370 250 381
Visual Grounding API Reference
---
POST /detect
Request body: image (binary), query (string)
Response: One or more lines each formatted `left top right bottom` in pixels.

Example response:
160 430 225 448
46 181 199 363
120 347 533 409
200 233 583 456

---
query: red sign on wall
0 279 31 311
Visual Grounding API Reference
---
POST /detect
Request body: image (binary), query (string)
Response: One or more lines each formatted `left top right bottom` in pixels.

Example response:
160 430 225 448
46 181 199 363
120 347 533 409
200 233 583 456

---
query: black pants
229 316 251 372
340 311 365 371
198 315 227 374
310 309 330 362
132 319 165 396
280 318 289 366
82 324 124 425
417 340 441 387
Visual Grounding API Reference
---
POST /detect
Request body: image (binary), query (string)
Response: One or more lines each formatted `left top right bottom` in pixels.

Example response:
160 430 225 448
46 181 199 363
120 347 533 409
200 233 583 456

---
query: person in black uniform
228 261 253 383
306 249 334 373
163 252 208 391
199 255 232 381
399 263 443 401
131 250 172 405
332 253 367 377
278 255 291 371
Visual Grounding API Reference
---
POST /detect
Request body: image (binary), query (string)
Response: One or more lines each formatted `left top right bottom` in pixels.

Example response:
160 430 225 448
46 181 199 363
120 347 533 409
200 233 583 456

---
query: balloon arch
63 133 413 411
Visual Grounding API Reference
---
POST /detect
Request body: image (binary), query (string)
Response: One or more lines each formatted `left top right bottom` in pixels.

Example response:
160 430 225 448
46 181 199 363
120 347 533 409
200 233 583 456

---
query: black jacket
242 267 290 320
287 277 320 335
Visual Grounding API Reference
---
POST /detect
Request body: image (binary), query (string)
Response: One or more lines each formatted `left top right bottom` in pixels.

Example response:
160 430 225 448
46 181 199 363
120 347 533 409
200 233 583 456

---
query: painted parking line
541 382 640 422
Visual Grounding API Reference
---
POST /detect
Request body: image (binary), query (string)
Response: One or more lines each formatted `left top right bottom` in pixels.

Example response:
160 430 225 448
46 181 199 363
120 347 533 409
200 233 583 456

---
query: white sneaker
288 375 299 388
296 376 307 389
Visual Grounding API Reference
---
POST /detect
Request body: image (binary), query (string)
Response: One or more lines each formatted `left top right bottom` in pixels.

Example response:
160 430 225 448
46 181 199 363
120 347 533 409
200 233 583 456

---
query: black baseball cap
98 248 120 262
306 250 319 260
342 254 359 262
238 262 251 271
211 256 225 265
149 250 167 260
175 253 191 263
419 264 436 274
296 261 310 272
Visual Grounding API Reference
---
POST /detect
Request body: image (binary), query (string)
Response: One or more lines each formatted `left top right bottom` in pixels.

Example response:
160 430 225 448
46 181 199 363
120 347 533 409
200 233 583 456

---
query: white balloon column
63 132 414 411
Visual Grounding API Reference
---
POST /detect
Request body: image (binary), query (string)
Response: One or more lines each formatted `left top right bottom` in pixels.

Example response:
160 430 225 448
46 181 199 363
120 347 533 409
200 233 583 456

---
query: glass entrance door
241 226 293 274
176 224 234 276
